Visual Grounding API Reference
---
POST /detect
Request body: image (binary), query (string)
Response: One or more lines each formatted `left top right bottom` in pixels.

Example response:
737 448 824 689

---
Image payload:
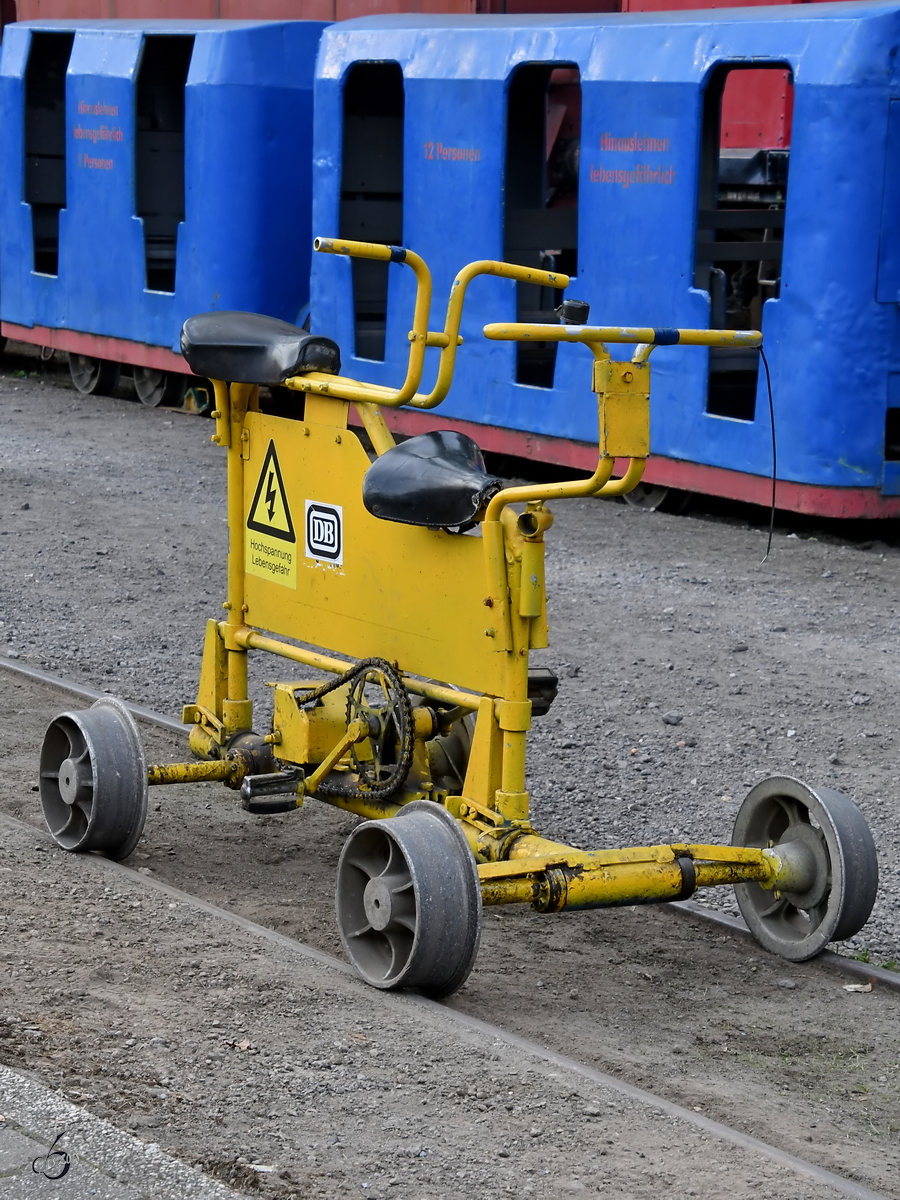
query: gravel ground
525 497 900 961
3 672 899 1197
1 349 899 1195
0 1061 243 1198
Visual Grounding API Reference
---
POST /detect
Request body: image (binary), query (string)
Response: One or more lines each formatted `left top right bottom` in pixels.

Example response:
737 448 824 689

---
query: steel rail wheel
336 801 482 996
133 366 188 408
732 776 878 961
39 697 148 860
69 354 121 397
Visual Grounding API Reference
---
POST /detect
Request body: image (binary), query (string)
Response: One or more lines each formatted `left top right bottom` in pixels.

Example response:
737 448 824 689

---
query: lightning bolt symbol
265 470 277 522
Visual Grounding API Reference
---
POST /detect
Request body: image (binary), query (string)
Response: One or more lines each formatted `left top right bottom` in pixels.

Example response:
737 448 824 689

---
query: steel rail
0 655 185 735
1 657 896 996
0 809 892 1200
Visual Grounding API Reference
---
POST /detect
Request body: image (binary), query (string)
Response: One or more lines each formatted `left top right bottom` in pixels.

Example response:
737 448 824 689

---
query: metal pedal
240 767 304 813
528 667 559 717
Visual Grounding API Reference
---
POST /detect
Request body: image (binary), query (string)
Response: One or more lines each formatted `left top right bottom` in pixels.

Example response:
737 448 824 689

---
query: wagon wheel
133 366 189 408
69 355 121 397
336 801 482 996
622 483 692 514
732 777 878 961
346 662 414 795
39 697 148 860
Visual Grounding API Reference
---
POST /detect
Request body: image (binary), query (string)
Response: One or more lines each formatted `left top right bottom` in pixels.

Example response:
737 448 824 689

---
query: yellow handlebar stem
479 322 761 526
291 241 570 410
484 455 617 524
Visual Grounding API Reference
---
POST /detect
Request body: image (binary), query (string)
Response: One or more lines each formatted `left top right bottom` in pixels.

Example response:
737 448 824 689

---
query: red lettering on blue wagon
73 124 123 144
590 163 676 187
78 101 119 116
423 141 481 162
79 153 114 170
600 132 671 152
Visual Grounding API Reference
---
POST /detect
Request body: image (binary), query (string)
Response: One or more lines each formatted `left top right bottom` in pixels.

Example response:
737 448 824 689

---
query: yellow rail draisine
37 236 878 997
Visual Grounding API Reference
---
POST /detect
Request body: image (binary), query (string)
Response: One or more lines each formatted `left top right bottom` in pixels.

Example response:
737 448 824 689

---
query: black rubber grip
241 794 300 814
674 856 697 900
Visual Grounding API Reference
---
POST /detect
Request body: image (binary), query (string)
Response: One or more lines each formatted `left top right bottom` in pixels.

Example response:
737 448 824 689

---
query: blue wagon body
311 4 900 517
0 18 326 372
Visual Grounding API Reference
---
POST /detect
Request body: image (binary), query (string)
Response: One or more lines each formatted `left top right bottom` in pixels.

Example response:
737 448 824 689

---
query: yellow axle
477 842 776 911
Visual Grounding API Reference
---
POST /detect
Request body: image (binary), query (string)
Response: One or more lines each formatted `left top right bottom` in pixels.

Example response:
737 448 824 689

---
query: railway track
1 662 898 1198
3 654 896 991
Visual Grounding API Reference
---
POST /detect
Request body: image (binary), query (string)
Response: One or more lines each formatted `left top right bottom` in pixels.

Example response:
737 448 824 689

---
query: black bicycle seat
180 311 340 384
362 430 502 531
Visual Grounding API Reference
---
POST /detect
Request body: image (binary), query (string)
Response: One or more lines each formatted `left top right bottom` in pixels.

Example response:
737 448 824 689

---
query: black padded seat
363 430 502 530
180 311 340 385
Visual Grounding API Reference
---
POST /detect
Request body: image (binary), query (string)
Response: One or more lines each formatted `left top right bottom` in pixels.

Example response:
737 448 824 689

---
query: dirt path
1 673 897 1197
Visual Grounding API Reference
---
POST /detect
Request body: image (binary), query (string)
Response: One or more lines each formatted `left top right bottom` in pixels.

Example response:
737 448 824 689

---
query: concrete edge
0 812 892 1200
0 1064 242 1199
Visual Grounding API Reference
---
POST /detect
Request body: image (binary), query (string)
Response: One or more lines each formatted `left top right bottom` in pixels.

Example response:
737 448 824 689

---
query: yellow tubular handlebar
594 457 646 496
314 237 432 404
483 322 762 355
415 260 569 411
484 455 616 524
314 236 396 262
288 241 570 411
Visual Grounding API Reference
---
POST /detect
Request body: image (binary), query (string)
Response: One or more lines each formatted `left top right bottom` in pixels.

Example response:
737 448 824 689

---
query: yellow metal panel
305 395 350 428
272 683 350 766
593 360 650 459
461 697 504 808
193 618 228 723
242 413 510 697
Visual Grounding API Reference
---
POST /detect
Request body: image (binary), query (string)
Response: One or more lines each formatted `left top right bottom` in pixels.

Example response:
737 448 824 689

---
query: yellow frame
157 238 805 914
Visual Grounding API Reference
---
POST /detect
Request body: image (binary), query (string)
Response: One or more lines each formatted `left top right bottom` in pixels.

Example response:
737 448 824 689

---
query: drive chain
292 657 415 802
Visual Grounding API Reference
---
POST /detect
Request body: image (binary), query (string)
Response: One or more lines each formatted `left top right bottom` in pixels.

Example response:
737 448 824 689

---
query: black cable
759 344 776 566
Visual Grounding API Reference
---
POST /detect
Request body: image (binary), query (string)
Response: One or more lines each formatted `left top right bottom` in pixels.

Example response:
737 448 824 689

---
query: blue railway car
0 18 326 405
311 3 900 517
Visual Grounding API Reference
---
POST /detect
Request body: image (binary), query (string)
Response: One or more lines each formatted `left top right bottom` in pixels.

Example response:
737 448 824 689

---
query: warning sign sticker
246 440 297 588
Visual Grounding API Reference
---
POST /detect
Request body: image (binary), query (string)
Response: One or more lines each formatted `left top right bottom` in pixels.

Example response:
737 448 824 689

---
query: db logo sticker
305 501 343 565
